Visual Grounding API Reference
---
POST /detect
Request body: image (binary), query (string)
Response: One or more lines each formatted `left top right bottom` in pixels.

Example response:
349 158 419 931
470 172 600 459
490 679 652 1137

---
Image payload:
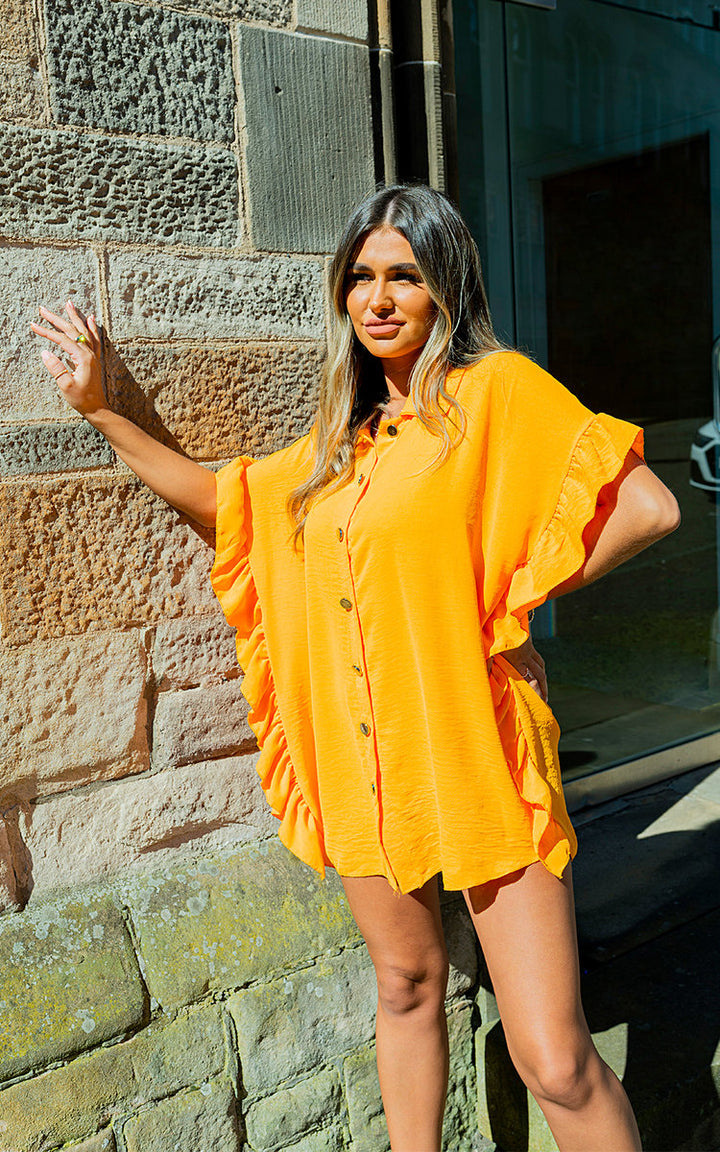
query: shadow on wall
477 764 720 1151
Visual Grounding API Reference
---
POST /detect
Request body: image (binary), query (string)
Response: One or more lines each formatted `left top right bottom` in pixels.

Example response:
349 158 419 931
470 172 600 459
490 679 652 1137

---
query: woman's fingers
40 348 75 387
30 320 85 360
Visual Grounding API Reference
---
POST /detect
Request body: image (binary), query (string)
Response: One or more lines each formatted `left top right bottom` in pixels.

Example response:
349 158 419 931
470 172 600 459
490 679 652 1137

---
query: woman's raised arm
31 301 217 528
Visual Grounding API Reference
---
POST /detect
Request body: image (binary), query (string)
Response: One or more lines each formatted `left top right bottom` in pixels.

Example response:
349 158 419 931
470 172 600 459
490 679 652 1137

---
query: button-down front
211 352 644 894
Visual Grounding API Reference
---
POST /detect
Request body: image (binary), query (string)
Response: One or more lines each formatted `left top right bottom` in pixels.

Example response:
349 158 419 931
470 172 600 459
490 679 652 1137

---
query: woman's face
344 227 436 368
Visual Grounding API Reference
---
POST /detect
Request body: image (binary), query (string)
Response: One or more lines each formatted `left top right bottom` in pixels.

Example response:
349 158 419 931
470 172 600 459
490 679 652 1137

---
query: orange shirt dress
211 351 643 895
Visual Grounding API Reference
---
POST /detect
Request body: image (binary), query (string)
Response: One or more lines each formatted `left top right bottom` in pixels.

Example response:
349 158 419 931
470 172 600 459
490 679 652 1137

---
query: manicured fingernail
40 350 51 362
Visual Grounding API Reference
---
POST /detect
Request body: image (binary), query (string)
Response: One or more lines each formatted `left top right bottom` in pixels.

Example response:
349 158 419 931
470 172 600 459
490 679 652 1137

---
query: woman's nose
369 277 393 311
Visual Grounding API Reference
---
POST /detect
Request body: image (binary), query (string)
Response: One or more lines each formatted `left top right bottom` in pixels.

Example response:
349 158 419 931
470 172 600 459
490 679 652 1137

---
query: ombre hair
288 183 504 541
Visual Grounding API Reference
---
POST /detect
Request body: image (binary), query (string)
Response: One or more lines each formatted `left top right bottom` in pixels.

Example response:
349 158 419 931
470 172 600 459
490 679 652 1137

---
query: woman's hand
30 301 108 421
492 636 548 702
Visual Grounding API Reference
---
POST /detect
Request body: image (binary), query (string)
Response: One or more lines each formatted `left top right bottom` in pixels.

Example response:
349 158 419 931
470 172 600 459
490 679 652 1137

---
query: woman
32 183 679 1151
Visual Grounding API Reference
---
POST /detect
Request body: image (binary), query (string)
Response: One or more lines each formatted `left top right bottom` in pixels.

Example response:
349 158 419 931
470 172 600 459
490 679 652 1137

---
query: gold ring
75 334 88 345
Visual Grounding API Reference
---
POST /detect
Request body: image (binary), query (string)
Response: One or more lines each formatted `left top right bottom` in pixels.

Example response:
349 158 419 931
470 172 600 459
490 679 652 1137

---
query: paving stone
19 754 275 897
0 0 43 121
295 0 368 39
0 124 239 246
0 475 216 644
245 1068 343 1152
125 839 362 1010
152 681 255 769
0 631 148 800
0 420 113 476
343 1045 389 1152
46 0 235 141
107 341 321 460
2 244 102 422
123 1078 240 1151
152 614 239 689
0 892 146 1081
106 252 324 340
239 28 375 252
229 947 376 1095
0 1004 226 1150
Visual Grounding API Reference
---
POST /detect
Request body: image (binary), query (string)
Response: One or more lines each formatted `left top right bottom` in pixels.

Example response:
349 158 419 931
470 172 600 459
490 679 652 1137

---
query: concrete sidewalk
474 761 720 1152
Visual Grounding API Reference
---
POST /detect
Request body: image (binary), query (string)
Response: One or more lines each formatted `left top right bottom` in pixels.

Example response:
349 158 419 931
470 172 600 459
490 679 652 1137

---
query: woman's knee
512 1037 600 1111
374 952 450 1017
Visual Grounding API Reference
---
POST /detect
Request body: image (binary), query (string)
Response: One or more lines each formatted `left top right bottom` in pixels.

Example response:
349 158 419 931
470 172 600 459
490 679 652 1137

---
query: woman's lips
364 320 403 336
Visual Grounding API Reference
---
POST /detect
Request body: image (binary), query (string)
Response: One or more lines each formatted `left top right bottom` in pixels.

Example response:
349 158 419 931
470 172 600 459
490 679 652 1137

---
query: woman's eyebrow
348 262 420 272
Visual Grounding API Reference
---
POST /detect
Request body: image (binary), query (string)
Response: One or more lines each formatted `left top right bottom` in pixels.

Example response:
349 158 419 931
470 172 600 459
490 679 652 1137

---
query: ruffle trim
210 457 330 878
491 656 577 878
488 414 644 656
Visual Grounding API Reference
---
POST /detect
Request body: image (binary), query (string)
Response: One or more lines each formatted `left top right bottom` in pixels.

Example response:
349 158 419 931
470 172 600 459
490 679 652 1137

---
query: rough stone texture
295 0 368 40
239 28 375 253
0 1004 226 1151
64 1131 116 1152
0 476 216 645
107 342 321 460
0 819 19 914
0 631 148 801
0 0 43 121
167 0 291 20
279 1128 346 1152
343 1045 389 1152
106 252 324 340
0 124 239 246
152 681 255 769
0 893 146 1082
0 420 113 476
152 614 239 690
18 754 276 897
46 0 235 142
229 948 376 1095
122 1079 241 1152
442 895 479 1001
244 1068 343 1152
443 1002 479 1152
2 245 102 422
125 839 362 1009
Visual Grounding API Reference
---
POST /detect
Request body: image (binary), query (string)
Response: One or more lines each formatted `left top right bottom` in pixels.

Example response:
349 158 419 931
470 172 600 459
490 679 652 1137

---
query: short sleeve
480 354 644 655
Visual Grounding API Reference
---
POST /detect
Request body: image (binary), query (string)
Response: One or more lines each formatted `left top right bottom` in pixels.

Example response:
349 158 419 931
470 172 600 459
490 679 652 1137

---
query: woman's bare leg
341 873 449 1151
464 862 641 1152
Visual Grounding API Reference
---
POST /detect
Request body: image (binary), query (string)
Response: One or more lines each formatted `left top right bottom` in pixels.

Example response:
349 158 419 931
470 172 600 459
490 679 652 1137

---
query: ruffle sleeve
480 357 644 656
210 457 330 877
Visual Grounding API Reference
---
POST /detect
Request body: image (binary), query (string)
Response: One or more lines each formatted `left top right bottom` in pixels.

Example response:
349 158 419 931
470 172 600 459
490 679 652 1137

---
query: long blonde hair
289 184 503 541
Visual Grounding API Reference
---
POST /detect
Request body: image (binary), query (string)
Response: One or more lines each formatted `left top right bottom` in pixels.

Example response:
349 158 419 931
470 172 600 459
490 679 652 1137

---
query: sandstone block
19 754 276 897
46 0 234 141
60 1130 115 1152
153 614 239 689
296 0 368 39
239 28 375 253
0 892 146 1082
0 818 19 913
107 341 321 460
0 0 43 122
443 1001 478 1152
1 244 101 422
122 1079 240 1152
0 631 148 800
0 124 239 246
0 476 216 645
343 1045 389 1152
125 839 362 1009
0 420 113 476
106 252 324 340
442 895 479 1000
280 1126 346 1152
245 1068 343 1152
0 1003 226 1150
228 947 376 1095
152 680 255 769
167 0 290 20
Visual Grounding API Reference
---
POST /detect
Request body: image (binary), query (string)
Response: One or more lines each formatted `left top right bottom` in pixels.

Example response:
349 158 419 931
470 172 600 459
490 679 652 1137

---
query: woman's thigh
463 862 590 1075
340 873 449 1002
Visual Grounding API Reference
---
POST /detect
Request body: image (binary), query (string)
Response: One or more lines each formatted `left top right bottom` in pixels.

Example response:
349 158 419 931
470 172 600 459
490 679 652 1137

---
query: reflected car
690 420 720 495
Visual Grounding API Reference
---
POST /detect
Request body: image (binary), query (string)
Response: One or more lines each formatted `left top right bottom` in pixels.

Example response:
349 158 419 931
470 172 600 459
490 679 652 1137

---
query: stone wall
0 0 492 1148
